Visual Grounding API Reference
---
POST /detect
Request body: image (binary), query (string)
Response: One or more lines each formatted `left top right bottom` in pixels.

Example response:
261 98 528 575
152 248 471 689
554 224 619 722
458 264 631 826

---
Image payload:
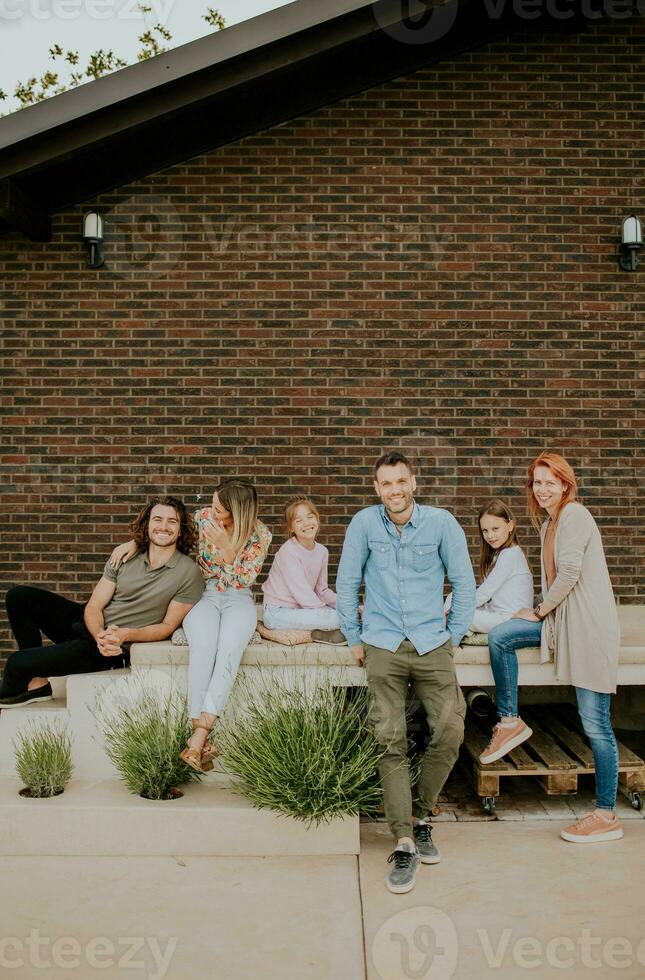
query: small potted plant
97 685 202 801
14 720 73 798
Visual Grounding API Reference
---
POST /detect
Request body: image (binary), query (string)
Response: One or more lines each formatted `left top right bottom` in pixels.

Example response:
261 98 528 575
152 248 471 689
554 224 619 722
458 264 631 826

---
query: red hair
526 452 578 530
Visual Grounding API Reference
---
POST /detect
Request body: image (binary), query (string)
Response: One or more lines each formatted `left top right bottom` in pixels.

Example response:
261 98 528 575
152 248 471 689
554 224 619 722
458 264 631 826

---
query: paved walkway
2 811 644 980
361 819 645 980
0 852 364 979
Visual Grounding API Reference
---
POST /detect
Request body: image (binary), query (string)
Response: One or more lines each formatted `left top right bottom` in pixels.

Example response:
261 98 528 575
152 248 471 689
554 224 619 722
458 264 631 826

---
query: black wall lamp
619 214 642 272
83 211 105 268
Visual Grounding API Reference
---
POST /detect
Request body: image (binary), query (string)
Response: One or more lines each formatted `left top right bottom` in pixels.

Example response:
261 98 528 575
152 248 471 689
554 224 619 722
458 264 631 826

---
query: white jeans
183 582 257 718
469 608 510 634
263 603 341 631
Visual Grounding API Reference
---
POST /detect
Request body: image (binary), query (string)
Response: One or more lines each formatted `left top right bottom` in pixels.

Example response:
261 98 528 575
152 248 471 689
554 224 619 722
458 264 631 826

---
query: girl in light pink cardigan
258 497 346 647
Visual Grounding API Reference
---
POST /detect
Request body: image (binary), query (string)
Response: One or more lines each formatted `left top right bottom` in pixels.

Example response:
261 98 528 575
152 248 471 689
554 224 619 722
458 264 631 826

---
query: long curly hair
129 496 196 555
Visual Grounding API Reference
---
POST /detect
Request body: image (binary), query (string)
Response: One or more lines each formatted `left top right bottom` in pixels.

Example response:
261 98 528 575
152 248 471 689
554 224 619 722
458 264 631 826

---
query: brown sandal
179 744 204 772
180 725 213 773
201 741 219 766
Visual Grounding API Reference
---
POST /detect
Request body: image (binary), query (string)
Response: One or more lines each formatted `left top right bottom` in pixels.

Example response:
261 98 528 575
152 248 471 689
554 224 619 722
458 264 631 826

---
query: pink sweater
262 538 337 609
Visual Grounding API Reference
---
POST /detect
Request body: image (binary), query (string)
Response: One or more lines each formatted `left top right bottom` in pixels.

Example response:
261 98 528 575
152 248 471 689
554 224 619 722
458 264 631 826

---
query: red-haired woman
480 452 622 844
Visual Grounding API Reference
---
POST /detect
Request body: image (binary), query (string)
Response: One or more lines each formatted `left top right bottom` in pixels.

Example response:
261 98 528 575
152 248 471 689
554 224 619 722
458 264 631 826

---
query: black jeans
1 586 127 696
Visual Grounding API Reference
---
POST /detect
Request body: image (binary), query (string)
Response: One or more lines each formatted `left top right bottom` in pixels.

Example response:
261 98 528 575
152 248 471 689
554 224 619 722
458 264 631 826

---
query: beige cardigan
538 502 620 693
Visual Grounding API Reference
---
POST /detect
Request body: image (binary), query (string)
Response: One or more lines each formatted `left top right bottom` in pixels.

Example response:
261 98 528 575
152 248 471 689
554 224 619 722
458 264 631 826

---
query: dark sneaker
385 843 421 894
0 683 53 708
413 820 441 864
311 629 347 646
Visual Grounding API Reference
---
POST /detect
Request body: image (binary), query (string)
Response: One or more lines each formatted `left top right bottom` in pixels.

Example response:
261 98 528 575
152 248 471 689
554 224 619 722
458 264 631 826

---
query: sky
0 0 294 109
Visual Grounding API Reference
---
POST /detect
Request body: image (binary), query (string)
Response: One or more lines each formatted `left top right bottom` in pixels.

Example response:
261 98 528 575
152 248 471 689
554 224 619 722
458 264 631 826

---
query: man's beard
383 495 412 515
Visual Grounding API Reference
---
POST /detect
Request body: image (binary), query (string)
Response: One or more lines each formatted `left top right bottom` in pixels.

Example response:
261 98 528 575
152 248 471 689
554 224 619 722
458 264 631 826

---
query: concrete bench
131 604 644 689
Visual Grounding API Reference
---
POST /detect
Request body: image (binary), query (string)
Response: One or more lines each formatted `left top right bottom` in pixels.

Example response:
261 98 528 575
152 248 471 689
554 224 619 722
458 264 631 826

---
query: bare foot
257 624 312 646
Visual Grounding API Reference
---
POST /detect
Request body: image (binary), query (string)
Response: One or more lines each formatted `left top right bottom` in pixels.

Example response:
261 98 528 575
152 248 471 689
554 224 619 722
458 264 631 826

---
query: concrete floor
0 853 364 980
2 819 645 980
361 820 645 980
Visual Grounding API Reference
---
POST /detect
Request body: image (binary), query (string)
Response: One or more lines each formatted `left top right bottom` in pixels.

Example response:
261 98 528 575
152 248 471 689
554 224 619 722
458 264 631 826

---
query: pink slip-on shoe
560 811 624 843
479 718 533 765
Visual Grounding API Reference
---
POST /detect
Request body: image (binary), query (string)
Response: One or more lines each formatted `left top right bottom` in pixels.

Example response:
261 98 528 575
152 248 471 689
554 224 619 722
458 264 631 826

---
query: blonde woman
181 479 271 769
109 479 271 772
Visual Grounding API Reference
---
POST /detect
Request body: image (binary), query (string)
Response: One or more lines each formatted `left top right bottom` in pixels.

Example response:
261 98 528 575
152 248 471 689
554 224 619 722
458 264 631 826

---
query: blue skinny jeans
487 618 619 810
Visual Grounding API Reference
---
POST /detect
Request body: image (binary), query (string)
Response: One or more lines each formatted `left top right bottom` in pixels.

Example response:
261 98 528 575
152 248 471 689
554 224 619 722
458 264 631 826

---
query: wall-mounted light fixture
82 211 105 269
619 214 642 272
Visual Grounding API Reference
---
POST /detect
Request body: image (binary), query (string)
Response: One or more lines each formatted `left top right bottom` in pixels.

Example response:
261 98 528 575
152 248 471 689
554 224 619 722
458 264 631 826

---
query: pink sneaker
479 718 532 765
560 811 624 843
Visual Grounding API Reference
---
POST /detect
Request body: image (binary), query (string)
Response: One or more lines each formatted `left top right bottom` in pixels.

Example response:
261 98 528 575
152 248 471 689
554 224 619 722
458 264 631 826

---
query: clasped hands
97 624 128 657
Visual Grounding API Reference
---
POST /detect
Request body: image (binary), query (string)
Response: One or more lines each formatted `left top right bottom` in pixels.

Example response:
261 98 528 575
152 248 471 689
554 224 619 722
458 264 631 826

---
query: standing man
0 496 204 706
337 452 475 894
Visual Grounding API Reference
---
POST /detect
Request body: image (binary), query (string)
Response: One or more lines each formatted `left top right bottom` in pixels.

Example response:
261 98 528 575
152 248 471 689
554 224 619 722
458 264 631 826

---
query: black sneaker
311 629 347 646
413 820 441 864
385 843 421 894
0 683 53 708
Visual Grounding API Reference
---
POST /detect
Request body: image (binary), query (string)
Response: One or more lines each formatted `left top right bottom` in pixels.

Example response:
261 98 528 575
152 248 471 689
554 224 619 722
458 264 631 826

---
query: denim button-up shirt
336 502 476 654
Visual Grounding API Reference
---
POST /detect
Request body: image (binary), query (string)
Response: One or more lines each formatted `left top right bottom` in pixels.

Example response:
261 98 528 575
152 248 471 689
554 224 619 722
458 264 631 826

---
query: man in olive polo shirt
0 496 204 707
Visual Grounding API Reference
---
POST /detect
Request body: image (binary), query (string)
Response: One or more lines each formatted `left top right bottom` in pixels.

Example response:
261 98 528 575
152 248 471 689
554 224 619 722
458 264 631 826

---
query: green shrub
217 675 383 825
14 720 73 797
97 686 201 800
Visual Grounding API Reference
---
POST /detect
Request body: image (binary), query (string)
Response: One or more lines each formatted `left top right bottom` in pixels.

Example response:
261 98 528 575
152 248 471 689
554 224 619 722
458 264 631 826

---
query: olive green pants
365 638 466 841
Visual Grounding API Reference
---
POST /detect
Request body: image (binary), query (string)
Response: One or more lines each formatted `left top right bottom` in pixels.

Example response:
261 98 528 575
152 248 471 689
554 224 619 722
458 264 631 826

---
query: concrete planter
0 775 360 857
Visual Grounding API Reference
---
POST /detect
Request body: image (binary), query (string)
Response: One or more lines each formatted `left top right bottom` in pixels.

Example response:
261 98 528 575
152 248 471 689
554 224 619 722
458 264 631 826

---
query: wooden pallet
463 705 645 801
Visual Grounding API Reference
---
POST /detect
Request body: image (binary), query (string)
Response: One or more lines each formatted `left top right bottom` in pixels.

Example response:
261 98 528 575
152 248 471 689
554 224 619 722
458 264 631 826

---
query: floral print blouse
194 507 272 591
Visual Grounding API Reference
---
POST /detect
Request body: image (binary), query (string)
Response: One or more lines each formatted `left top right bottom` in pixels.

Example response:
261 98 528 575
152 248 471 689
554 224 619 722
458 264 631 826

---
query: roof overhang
0 0 616 240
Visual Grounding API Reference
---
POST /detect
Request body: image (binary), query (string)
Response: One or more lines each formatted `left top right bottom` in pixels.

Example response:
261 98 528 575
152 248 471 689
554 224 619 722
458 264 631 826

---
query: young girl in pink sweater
258 497 346 646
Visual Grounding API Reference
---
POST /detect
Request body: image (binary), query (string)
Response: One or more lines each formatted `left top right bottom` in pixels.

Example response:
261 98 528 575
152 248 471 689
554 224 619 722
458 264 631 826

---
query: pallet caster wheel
630 792 643 811
482 796 496 815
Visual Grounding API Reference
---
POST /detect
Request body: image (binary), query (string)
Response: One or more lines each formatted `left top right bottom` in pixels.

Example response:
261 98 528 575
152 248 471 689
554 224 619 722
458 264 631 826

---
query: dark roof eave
0 0 608 240
0 0 369 152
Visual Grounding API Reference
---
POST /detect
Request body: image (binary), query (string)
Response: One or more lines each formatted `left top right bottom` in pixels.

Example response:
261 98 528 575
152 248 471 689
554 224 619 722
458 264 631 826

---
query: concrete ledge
131 639 545 669
0 775 360 857
131 605 645 686
131 639 360 668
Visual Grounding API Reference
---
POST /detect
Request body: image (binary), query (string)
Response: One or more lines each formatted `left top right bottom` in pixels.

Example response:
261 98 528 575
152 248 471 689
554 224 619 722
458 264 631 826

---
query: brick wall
0 22 643 660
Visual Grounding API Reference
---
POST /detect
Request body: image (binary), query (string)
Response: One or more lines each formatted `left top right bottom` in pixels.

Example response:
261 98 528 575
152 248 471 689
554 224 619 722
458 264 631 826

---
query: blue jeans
487 619 619 810
575 687 619 810
487 618 543 718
